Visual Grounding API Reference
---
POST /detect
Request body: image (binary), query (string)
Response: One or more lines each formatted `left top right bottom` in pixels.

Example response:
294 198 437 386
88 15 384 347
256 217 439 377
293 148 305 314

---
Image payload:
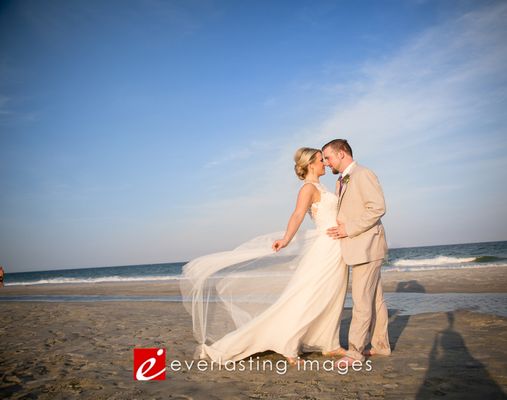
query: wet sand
1 267 506 399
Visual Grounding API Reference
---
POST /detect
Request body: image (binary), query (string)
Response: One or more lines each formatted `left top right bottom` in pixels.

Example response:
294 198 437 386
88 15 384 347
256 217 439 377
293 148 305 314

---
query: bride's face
310 153 326 176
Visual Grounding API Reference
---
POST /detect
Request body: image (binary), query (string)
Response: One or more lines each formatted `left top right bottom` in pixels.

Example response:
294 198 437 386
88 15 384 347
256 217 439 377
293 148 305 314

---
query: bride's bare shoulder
296 183 320 204
299 182 319 194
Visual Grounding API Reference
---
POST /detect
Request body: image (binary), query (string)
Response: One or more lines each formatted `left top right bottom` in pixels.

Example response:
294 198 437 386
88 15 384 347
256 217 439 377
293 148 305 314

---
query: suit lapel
338 163 357 208
338 182 347 209
339 182 347 202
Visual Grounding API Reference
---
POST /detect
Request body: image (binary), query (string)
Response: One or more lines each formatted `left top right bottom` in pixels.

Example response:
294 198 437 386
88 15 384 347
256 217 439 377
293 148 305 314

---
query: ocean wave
7 260 507 285
393 256 481 267
384 263 507 273
5 275 184 286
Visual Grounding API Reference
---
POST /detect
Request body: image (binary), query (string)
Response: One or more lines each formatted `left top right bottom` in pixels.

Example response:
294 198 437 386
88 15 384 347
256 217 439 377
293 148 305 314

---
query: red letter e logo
134 348 166 381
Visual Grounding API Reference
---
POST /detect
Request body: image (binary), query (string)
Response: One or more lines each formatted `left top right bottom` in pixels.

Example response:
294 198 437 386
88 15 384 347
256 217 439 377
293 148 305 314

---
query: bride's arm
272 184 316 252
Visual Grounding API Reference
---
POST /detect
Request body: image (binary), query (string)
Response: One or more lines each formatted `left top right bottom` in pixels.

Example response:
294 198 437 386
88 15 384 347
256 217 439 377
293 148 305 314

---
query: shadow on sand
416 311 506 399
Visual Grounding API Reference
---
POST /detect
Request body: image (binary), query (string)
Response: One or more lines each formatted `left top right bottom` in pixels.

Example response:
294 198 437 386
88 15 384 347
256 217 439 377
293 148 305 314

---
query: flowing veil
179 228 321 358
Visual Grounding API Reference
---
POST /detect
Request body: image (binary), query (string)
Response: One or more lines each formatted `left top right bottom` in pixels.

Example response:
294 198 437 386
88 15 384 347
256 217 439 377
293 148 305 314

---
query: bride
180 147 349 365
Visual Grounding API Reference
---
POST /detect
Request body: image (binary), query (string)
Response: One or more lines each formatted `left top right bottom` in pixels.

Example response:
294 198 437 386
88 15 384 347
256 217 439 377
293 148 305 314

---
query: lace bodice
305 182 339 231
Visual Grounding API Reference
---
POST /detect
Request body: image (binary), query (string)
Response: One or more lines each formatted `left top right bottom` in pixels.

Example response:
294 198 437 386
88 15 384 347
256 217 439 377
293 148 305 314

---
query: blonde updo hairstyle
294 147 321 180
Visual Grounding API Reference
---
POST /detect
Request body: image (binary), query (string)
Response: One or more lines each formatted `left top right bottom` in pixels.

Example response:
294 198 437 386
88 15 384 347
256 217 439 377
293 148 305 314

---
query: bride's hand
272 239 289 252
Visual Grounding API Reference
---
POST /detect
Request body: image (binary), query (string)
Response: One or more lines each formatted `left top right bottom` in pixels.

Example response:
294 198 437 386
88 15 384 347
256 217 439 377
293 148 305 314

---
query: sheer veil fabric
179 182 348 363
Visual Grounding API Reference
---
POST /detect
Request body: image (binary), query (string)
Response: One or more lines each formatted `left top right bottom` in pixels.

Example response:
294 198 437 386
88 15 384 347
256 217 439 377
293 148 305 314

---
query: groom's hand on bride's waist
327 222 348 240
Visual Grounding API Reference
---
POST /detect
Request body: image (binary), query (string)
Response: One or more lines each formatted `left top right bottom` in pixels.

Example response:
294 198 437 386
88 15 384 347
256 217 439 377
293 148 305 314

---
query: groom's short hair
322 139 353 157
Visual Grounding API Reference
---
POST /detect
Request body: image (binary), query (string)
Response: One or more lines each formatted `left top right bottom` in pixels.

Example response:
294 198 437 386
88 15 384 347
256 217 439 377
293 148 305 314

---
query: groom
322 139 391 364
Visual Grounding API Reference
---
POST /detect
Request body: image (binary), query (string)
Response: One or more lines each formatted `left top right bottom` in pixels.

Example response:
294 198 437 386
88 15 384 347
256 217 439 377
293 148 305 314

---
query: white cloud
204 148 255 168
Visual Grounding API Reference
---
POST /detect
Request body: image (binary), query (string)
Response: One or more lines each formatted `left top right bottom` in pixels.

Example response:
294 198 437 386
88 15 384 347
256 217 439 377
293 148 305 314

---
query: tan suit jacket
337 163 388 265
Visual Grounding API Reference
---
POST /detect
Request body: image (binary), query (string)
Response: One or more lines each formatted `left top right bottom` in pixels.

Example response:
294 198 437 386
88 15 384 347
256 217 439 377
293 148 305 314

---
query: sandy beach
1 267 506 399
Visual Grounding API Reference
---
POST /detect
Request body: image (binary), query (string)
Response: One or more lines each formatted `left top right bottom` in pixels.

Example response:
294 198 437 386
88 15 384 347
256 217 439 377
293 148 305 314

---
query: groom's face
323 148 342 175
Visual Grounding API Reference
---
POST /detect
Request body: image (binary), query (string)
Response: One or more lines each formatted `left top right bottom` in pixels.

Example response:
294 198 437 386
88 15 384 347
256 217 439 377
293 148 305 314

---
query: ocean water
385 240 507 271
3 240 507 287
1 240 506 317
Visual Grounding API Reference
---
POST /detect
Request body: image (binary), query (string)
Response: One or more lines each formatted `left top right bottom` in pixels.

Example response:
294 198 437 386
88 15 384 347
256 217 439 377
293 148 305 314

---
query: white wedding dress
180 182 349 363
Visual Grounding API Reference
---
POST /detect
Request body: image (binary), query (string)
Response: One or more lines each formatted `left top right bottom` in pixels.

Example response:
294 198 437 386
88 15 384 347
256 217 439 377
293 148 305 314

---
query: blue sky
1 0 506 272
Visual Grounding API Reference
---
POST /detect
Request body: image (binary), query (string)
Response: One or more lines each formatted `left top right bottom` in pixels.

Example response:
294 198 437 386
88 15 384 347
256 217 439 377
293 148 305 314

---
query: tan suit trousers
345 258 391 361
